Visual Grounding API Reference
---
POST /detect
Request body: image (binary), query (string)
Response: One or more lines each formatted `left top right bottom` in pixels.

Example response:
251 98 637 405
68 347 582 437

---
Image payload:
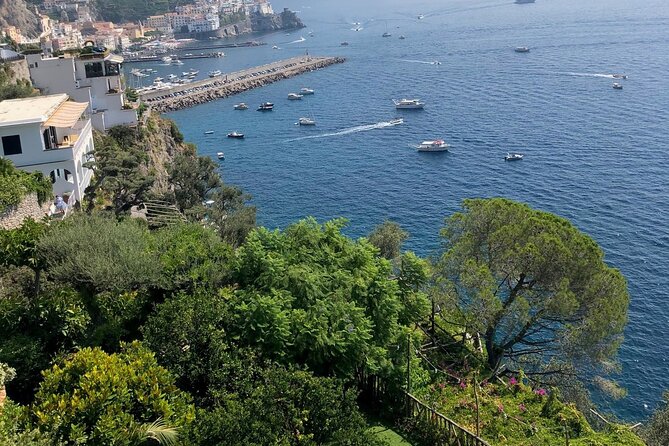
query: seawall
141 56 345 113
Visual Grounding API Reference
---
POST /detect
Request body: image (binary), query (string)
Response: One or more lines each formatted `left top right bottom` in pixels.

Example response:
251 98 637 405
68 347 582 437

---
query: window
84 62 104 78
2 135 22 155
104 61 120 76
43 127 57 150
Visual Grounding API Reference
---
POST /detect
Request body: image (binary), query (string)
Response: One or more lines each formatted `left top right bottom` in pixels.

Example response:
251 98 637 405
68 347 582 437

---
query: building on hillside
146 15 173 34
25 51 137 131
0 94 94 201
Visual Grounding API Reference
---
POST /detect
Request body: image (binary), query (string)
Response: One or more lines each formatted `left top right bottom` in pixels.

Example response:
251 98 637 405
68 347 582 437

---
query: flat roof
0 94 69 127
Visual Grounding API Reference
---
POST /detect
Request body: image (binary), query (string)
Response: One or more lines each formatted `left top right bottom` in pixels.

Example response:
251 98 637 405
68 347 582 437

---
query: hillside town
1 0 277 53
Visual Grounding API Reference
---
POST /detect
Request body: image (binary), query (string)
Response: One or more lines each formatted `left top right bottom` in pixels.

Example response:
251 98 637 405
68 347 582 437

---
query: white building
188 13 220 33
26 51 137 131
0 94 94 201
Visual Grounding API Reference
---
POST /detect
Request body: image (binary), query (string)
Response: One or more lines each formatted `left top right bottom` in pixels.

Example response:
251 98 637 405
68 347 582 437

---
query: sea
126 0 669 421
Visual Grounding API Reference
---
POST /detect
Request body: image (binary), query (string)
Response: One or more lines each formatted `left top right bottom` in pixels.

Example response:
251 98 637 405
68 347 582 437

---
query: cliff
251 8 305 33
0 0 40 38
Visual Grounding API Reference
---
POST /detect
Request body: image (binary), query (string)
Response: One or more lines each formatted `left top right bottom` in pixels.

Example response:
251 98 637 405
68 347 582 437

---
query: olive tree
435 198 629 380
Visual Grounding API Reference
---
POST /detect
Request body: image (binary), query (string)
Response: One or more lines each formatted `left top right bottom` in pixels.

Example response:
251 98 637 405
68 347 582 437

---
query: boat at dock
208 70 222 77
227 132 245 139
288 93 303 100
234 103 249 110
217 152 225 160
504 153 524 161
298 117 316 126
414 140 449 152
257 102 274 111
394 99 425 109
515 47 530 53
300 88 315 95
161 56 172 64
171 59 184 65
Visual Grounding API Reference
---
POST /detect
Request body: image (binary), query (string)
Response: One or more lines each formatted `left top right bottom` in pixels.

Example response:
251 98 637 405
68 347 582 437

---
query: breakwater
141 56 345 113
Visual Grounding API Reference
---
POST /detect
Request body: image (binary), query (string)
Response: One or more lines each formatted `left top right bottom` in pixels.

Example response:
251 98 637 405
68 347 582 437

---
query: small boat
288 93 303 100
393 99 425 109
227 132 245 139
257 102 274 111
153 77 164 83
382 32 392 38
300 88 315 95
341 41 349 46
167 74 177 80
171 59 184 65
415 140 449 152
189 69 199 75
417 14 425 20
504 153 524 161
515 47 530 53
234 103 249 110
298 117 316 126
612 83 623 90
432 60 442 65
399 35 406 40
182 72 190 77
272 45 280 49
208 70 222 77
217 152 225 159
389 118 404 125
161 56 172 64
612 74 628 79
204 130 214 135
308 31 314 37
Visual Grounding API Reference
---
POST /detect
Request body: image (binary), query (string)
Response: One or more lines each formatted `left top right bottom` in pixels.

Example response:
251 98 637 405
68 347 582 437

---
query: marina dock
141 56 346 113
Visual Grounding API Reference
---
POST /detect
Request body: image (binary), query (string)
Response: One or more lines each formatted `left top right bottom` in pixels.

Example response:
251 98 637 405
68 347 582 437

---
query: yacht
515 47 530 53
227 131 245 139
416 140 449 152
393 99 425 109
234 103 249 110
217 152 225 160
298 117 316 126
300 88 315 95
504 153 524 161
612 83 623 90
208 70 222 77
258 102 274 111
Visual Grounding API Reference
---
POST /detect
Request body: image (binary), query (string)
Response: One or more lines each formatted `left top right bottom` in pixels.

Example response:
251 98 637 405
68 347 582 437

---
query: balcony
44 119 92 162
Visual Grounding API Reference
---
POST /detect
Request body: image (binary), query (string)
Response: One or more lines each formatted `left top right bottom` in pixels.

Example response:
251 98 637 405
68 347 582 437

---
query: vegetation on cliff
0 63 35 102
0 0 39 38
0 159 51 211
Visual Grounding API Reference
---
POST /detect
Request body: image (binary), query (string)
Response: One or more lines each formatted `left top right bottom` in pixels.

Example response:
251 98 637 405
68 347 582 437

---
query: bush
0 159 52 210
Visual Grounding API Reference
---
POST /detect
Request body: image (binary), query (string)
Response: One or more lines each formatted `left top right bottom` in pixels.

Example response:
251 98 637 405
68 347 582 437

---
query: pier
141 56 346 113
124 52 226 63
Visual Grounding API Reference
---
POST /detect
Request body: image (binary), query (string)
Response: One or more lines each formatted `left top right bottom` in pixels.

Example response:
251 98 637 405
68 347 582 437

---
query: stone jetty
141 56 346 113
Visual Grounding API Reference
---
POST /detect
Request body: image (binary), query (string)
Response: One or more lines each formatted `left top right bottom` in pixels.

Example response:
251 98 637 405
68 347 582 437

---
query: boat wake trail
398 59 442 65
286 120 403 142
559 72 616 79
288 36 306 44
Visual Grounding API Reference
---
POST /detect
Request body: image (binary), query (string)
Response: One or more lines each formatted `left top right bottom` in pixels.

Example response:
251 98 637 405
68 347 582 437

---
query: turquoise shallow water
130 0 669 421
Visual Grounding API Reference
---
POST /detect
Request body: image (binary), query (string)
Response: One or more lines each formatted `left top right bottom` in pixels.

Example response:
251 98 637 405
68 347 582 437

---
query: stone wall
0 192 49 230
7 59 30 83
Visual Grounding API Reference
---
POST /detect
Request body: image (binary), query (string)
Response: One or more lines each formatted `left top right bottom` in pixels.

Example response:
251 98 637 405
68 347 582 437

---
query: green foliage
169 120 184 143
642 392 669 446
435 198 630 379
168 147 222 212
0 400 58 446
0 218 48 270
368 220 409 260
0 362 16 386
85 129 154 215
37 214 161 293
208 184 257 247
0 63 34 101
185 365 386 446
0 158 52 211
32 342 194 446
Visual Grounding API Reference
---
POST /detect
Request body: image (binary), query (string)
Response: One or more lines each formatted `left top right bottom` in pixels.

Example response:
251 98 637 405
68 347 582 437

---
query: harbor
141 56 346 113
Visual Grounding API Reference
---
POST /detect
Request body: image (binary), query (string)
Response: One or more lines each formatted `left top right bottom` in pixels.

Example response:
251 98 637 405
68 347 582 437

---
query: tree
37 214 161 293
643 392 669 446
84 129 154 215
167 148 221 213
368 220 409 260
0 218 48 296
32 342 194 446
435 198 629 381
185 366 386 446
208 185 256 247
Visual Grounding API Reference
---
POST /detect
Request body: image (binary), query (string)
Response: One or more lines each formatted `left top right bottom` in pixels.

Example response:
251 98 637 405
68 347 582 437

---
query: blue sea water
132 0 669 421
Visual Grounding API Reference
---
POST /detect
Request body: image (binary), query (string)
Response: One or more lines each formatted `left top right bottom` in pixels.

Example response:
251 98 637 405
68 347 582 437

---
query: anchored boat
394 99 425 109
504 153 524 161
227 132 245 139
414 140 449 152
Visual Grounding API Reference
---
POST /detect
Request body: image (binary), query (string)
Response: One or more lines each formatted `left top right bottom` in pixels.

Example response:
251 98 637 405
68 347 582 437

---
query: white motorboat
171 59 184 65
208 70 222 77
382 32 392 38
257 102 274 111
300 88 315 95
153 77 164 83
204 130 214 135
288 93 303 100
227 131 245 139
189 69 199 75
415 140 449 152
234 103 249 110
167 74 178 80
612 74 628 79
217 152 225 160
161 56 172 64
612 83 623 90
298 117 316 126
515 47 530 53
504 153 524 161
417 14 425 20
272 45 280 50
394 99 425 109
389 118 404 126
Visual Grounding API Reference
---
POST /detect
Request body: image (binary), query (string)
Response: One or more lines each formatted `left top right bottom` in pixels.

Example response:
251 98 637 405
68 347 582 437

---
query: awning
44 101 89 128
105 54 124 64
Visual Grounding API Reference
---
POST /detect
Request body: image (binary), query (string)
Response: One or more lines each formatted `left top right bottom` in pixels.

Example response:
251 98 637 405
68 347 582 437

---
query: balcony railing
46 120 92 154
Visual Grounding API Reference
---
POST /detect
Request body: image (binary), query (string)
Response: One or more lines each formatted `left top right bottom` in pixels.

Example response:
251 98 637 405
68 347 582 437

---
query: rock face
0 193 49 230
0 0 40 38
251 8 305 33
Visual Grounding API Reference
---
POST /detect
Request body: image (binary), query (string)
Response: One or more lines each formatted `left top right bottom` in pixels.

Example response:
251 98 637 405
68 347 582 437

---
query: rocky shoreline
143 57 346 113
